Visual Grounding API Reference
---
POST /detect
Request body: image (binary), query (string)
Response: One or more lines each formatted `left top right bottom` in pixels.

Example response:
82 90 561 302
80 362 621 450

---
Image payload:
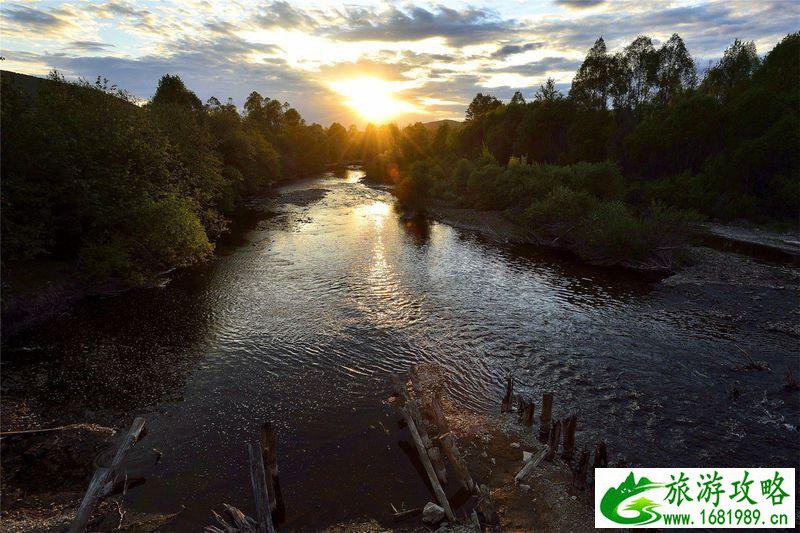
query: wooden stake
426 395 476 493
70 417 146 533
247 442 275 533
546 420 561 461
523 401 535 427
538 393 553 443
561 414 577 462
501 376 514 413
514 446 548 483
593 441 608 469
259 424 278 512
573 450 590 490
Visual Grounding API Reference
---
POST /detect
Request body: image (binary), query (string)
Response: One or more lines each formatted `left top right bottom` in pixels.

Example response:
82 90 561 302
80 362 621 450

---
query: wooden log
592 441 608 469
561 414 577 462
423 393 476 493
391 507 422 522
514 446 548 483
545 420 561 461
573 449 590 490
538 393 553 443
400 403 455 521
247 442 276 533
70 417 146 533
391 374 447 485
500 376 514 413
259 423 278 512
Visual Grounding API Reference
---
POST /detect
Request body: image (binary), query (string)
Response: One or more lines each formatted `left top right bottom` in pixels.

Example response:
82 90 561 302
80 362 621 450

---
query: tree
534 78 563 102
611 35 660 110
151 74 202 111
656 34 696 104
510 90 526 105
465 93 501 120
569 37 612 110
701 39 760 101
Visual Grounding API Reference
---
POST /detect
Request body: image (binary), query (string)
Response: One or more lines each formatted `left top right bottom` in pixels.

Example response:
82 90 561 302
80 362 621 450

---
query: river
4 169 798 529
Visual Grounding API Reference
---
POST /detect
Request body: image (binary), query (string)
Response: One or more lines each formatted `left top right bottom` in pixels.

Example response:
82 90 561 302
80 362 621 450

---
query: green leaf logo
600 472 664 525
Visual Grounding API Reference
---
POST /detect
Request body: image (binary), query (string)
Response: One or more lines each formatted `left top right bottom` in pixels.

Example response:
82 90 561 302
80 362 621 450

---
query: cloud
1 3 80 37
329 5 518 45
67 41 115 52
490 42 544 58
253 1 316 30
554 0 607 9
491 57 583 75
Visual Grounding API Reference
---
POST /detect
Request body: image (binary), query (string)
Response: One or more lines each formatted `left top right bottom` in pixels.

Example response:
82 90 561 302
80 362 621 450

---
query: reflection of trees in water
3 268 217 415
395 210 431 246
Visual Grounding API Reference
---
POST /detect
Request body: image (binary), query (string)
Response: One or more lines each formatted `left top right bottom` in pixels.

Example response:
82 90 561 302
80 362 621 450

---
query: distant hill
421 119 463 132
1 70 56 98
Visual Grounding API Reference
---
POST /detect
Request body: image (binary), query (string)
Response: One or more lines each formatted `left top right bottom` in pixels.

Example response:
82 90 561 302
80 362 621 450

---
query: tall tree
656 34 696 104
465 93 501 120
535 78 563 102
701 39 760 101
569 37 612 110
510 90 526 105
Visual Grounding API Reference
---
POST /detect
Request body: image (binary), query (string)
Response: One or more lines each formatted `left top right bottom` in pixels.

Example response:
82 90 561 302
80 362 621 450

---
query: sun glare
330 77 418 123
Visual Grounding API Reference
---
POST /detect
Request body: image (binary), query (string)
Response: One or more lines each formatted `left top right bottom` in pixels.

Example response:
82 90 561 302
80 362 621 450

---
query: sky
1 0 797 126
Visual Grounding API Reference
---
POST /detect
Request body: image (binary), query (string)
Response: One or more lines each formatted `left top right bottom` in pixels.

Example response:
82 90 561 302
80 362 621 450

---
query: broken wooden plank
538 393 553 443
400 402 455 521
247 442 276 533
422 391 476 493
391 374 448 485
70 417 146 533
514 446 549 483
391 506 422 522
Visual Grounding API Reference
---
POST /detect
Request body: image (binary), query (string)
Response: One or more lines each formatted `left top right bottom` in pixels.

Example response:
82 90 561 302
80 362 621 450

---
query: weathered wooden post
545 420 562 461
538 393 553 443
500 376 514 413
248 442 276 533
573 449 590 490
561 414 577 462
523 401 535 426
260 423 278 513
593 441 608 469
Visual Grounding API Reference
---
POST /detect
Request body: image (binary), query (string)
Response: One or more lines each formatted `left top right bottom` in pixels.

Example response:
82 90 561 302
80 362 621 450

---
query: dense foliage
1 73 369 283
365 32 799 268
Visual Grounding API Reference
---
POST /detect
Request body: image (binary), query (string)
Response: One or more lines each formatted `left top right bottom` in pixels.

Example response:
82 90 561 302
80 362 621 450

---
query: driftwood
391 374 455 521
70 417 146 533
500 376 514 413
514 446 548 483
545 420 562 461
561 414 577 462
538 393 553 443
205 504 258 533
247 442 276 533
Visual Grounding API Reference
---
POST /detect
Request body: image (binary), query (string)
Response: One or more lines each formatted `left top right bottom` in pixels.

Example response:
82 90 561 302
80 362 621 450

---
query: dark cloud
67 41 115 52
554 0 607 9
329 5 518 45
491 42 544 58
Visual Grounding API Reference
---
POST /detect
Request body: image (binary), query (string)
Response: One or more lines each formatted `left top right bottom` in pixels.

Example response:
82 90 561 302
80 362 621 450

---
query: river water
4 169 798 529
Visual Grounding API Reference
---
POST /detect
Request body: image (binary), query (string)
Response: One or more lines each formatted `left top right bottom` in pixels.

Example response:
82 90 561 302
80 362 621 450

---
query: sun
330 77 418 123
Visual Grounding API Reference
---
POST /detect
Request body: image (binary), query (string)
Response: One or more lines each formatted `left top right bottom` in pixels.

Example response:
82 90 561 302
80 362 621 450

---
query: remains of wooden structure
70 417 147 533
502 383 613 492
206 423 280 533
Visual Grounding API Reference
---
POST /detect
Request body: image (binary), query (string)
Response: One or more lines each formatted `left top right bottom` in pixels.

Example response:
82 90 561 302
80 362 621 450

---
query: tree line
365 32 798 268
1 73 378 283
